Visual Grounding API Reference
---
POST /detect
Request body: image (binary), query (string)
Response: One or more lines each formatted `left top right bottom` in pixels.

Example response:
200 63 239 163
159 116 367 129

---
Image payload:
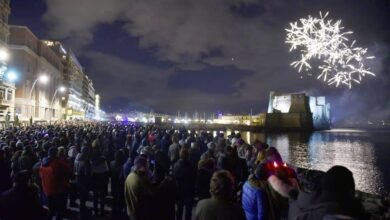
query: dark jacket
195 197 246 220
0 160 12 193
74 153 91 180
0 185 49 220
288 191 367 220
173 159 196 197
242 175 269 220
196 167 213 200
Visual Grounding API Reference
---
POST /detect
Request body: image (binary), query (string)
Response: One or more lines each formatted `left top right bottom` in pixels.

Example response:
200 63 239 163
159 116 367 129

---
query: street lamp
49 86 66 122
5 70 17 82
28 75 49 122
50 86 66 106
29 75 49 99
0 49 9 62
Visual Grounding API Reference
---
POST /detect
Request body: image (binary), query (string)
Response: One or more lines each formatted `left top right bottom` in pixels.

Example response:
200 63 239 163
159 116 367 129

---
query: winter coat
196 167 213 200
265 174 299 220
39 157 72 196
242 175 269 220
168 143 180 163
288 191 367 220
0 161 12 193
195 196 246 220
74 153 90 176
0 185 49 220
173 159 196 197
124 170 153 220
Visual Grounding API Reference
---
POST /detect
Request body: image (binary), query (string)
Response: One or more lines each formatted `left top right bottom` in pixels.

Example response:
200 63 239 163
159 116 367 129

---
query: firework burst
285 11 375 88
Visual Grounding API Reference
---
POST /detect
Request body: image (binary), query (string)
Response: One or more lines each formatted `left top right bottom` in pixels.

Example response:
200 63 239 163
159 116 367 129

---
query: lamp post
28 75 49 99
28 75 49 122
49 86 66 123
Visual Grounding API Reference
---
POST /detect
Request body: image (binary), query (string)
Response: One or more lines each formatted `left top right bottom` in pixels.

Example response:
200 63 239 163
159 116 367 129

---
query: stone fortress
266 91 331 130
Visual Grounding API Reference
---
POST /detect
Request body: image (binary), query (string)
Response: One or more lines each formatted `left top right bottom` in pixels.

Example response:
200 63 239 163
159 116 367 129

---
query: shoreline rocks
297 168 390 220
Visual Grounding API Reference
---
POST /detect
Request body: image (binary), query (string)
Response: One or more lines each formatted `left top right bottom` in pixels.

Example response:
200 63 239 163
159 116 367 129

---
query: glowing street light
29 75 49 99
38 75 49 84
0 49 9 62
5 70 17 82
51 86 67 106
49 86 67 122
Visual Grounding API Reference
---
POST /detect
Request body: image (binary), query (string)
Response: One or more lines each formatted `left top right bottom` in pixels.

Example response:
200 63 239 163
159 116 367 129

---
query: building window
0 88 4 99
6 89 12 101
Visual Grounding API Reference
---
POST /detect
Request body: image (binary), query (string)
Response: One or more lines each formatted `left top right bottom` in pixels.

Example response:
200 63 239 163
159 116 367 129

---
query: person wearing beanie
168 135 181 166
200 142 216 160
242 163 270 220
189 142 201 169
173 148 196 220
39 146 72 220
0 170 49 220
124 156 153 220
288 165 367 220
74 146 91 218
195 170 245 220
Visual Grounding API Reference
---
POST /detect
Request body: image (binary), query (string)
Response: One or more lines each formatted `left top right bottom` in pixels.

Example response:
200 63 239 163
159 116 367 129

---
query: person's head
190 142 198 149
322 166 355 198
133 156 149 173
207 142 216 151
81 146 90 156
266 147 283 164
48 146 58 158
209 170 235 198
58 147 66 158
13 170 32 188
254 162 269 180
179 148 189 160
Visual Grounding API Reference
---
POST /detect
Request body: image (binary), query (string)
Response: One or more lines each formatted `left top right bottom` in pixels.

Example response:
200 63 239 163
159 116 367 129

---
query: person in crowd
124 156 153 220
288 165 367 220
0 149 12 193
242 163 270 220
74 146 91 217
200 142 216 160
196 158 215 200
40 146 72 220
67 145 79 207
110 150 127 219
0 170 49 220
90 149 109 216
189 142 201 169
169 135 181 165
173 148 196 220
195 170 246 220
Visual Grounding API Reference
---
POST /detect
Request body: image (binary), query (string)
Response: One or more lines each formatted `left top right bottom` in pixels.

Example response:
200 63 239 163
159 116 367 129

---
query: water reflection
237 130 388 196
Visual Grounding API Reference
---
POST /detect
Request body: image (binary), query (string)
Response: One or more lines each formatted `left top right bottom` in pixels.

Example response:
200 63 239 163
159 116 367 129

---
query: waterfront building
8 26 63 121
266 91 331 130
0 0 15 122
82 74 95 119
44 40 97 120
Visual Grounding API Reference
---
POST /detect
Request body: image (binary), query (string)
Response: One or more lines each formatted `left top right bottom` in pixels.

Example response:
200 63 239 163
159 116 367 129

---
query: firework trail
285 11 375 88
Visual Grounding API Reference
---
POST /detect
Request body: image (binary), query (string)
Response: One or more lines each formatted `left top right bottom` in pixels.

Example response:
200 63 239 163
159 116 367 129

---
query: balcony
0 96 13 107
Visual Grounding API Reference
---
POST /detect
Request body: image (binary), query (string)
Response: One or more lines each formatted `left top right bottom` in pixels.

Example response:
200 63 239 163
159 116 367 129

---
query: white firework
285 11 375 88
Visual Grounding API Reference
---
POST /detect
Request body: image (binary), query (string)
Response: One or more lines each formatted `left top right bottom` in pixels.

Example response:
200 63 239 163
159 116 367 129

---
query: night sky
9 0 390 123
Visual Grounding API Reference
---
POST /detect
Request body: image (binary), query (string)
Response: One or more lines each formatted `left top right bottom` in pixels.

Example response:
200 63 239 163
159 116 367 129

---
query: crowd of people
0 122 368 220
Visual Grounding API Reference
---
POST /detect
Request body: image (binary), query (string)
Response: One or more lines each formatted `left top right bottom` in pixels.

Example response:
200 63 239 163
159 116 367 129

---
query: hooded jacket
39 156 72 196
242 175 269 220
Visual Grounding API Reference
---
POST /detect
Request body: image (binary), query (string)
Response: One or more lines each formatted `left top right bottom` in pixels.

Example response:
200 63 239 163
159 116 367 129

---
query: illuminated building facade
44 40 96 120
8 26 63 121
0 0 15 122
82 74 95 119
266 91 330 130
